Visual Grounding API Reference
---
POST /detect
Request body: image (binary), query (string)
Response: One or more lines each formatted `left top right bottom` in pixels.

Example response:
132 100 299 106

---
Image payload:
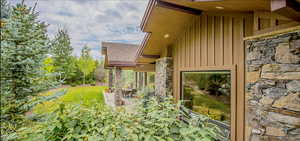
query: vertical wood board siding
172 13 251 141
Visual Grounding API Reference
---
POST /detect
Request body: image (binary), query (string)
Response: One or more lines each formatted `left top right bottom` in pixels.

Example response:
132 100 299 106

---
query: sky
9 0 149 59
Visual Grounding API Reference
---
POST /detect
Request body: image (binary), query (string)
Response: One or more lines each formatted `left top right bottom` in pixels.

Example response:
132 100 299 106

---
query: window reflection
181 71 231 124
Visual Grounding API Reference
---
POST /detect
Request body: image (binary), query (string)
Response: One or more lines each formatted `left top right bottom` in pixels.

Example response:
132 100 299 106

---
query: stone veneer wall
155 57 173 97
246 30 300 141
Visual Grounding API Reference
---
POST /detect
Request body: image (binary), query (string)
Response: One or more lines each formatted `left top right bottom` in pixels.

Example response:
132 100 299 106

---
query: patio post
144 72 148 87
155 57 173 98
108 68 113 89
135 72 138 89
114 67 123 106
138 72 143 90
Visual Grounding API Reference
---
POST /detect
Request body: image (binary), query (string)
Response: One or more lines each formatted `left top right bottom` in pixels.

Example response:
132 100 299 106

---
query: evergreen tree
51 29 74 82
0 3 51 136
0 0 10 19
81 44 91 58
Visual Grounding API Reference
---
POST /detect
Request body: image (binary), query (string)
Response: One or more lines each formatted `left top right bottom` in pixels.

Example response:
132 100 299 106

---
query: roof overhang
137 0 287 63
101 42 138 69
271 0 300 22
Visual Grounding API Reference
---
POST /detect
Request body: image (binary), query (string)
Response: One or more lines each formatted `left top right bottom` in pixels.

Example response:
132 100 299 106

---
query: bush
18 97 219 141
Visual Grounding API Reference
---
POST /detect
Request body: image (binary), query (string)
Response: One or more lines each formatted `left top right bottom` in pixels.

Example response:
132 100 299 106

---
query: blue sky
9 0 148 59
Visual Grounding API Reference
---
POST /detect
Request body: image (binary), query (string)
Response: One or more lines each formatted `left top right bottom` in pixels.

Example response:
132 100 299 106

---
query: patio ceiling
102 42 138 68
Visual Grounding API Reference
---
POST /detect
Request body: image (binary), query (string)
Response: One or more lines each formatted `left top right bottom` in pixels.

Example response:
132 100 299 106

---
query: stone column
155 57 173 98
108 69 113 89
245 30 300 141
114 67 123 106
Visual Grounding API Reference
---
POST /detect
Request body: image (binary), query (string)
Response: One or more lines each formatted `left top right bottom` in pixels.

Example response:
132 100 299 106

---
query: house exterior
101 42 154 91
103 0 300 140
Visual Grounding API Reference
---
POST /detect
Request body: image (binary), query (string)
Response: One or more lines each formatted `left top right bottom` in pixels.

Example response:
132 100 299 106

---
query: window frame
179 66 237 141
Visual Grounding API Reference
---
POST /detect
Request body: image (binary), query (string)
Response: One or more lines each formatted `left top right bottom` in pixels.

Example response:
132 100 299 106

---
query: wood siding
172 13 253 141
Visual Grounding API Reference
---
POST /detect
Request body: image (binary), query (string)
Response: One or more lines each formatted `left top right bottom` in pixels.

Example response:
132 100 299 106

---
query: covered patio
101 42 155 107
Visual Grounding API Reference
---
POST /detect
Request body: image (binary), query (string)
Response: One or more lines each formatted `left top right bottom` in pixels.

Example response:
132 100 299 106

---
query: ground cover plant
18 96 219 141
33 86 106 114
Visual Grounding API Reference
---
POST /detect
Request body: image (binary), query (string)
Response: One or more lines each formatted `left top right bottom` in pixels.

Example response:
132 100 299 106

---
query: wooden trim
156 0 202 15
178 65 237 141
140 0 156 31
271 0 300 22
141 54 161 59
203 11 252 18
244 25 300 40
136 33 152 59
253 21 300 35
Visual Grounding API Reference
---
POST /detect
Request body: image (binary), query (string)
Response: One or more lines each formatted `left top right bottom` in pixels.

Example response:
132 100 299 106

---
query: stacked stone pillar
245 30 300 141
114 67 123 106
155 57 173 98
108 69 113 89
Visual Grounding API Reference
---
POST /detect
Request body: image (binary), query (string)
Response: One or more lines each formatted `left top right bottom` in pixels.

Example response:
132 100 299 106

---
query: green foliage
77 46 96 84
121 70 135 88
0 3 58 138
0 0 10 19
18 97 218 141
94 60 107 83
43 57 55 73
183 86 230 121
51 29 75 83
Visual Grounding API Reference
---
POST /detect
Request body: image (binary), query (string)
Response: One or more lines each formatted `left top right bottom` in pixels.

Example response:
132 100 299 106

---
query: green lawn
33 86 107 114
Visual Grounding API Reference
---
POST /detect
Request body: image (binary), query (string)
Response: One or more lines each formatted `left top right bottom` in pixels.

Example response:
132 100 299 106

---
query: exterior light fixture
164 34 170 38
216 6 224 9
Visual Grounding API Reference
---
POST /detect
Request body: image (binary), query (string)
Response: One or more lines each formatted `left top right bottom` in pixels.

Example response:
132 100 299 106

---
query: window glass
181 71 231 123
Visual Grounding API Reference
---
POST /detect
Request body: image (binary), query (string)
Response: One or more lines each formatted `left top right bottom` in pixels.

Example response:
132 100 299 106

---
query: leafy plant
18 96 218 141
77 56 96 85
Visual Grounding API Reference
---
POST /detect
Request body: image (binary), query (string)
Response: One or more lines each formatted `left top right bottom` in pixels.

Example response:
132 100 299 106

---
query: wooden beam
271 0 300 22
141 54 160 59
156 0 202 15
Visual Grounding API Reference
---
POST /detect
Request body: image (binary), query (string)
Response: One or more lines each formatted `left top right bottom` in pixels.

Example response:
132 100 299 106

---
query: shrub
18 97 219 141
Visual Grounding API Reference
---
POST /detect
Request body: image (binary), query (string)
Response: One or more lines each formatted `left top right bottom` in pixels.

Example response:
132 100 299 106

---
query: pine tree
0 3 51 136
0 0 10 19
81 44 91 58
51 29 74 82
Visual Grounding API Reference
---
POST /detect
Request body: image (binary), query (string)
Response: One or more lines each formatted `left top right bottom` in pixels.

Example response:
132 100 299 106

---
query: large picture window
181 71 231 124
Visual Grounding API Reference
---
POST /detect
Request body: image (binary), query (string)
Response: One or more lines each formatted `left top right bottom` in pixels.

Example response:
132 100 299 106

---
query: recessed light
216 6 224 10
164 34 170 38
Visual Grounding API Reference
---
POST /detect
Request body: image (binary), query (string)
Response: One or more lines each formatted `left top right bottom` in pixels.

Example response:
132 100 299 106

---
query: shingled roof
101 42 139 68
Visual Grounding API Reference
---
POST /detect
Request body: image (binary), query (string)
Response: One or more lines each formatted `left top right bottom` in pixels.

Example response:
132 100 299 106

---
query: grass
191 92 230 121
33 86 107 114
192 93 230 113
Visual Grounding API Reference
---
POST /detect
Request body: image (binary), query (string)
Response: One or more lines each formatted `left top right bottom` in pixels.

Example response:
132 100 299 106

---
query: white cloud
9 0 148 59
